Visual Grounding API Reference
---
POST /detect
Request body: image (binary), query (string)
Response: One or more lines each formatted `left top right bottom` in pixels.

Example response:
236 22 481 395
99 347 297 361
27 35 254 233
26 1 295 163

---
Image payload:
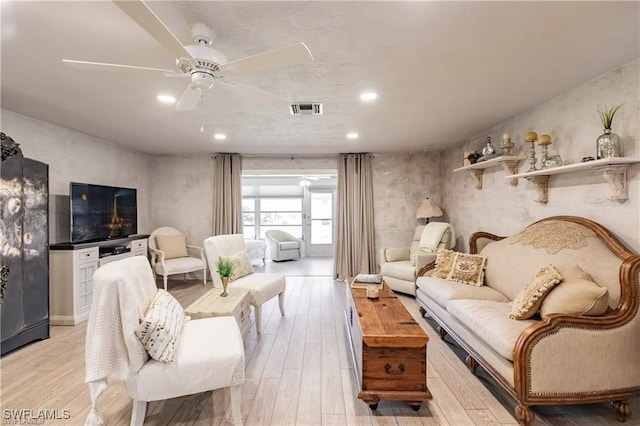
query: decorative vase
596 129 621 159
480 136 496 160
221 276 229 297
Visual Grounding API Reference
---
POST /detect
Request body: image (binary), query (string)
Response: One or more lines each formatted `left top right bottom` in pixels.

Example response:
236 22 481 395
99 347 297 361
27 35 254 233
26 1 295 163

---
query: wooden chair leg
130 400 146 426
278 292 285 315
230 386 243 426
163 275 168 291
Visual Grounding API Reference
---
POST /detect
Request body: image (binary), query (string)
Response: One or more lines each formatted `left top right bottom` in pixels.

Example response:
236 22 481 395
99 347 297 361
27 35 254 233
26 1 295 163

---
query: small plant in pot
216 258 234 297
596 104 623 159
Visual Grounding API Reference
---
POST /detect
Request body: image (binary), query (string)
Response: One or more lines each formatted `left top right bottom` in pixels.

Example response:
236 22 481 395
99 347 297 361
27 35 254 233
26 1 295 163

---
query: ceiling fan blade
113 0 196 67
62 59 177 75
176 85 202 111
219 42 313 77
218 79 291 109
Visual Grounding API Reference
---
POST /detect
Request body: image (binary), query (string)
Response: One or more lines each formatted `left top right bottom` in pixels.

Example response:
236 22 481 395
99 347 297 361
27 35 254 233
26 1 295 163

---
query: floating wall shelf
505 157 640 203
453 156 525 189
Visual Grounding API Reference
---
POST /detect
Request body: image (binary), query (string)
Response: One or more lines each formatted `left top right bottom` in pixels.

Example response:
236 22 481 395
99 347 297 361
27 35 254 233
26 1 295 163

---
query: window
242 197 303 239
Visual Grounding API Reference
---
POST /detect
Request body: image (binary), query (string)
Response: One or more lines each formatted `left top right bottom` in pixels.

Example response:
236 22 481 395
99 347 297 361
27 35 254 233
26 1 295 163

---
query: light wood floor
1 276 639 425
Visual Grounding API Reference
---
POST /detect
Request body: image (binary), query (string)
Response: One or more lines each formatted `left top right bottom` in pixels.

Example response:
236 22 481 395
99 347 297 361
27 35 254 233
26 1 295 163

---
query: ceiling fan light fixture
157 94 176 104
347 132 359 140
214 133 227 141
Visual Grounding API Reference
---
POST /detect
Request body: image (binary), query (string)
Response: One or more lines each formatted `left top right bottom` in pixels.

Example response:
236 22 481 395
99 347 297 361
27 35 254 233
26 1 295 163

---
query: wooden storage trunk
344 280 432 410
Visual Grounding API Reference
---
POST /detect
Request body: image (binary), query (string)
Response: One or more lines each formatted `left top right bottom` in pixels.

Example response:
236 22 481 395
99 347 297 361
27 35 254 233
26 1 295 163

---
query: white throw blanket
84 257 157 425
419 222 453 252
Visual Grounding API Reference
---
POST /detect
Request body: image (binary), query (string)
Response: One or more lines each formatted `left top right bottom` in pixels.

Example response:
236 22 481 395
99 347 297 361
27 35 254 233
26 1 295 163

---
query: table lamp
416 198 443 224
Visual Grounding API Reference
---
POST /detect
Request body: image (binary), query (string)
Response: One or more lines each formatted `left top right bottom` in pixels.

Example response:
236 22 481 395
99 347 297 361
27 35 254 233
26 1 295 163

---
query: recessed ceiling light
360 92 378 102
347 132 359 140
157 94 176 104
214 133 227 141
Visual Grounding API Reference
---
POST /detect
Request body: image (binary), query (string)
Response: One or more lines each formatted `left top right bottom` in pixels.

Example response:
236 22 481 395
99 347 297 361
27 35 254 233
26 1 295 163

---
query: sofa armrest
417 261 436 277
414 252 437 271
469 232 505 254
513 256 640 400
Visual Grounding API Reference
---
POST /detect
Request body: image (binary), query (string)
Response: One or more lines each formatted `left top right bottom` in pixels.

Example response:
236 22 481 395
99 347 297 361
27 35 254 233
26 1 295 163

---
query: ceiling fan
62 0 313 111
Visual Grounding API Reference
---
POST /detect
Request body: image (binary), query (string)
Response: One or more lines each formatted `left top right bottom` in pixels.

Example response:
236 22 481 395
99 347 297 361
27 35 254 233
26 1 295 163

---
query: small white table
245 239 267 264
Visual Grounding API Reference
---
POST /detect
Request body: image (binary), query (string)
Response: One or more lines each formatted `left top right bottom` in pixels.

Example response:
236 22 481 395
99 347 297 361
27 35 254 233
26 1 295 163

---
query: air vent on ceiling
289 103 323 115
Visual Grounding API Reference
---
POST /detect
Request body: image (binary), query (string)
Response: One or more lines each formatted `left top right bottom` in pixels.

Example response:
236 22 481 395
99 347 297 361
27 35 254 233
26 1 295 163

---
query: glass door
305 190 334 256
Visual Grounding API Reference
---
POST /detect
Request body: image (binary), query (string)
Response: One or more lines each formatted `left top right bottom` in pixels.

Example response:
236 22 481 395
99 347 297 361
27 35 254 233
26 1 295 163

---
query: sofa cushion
540 265 609 318
386 247 410 262
433 249 457 279
419 222 450 253
446 252 487 286
279 241 300 250
156 234 188 260
381 260 415 282
222 251 254 282
416 276 509 309
509 265 563 320
447 299 537 361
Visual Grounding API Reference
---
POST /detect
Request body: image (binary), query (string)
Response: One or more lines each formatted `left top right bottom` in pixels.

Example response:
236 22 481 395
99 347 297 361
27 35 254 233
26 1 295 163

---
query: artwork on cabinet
0 135 49 355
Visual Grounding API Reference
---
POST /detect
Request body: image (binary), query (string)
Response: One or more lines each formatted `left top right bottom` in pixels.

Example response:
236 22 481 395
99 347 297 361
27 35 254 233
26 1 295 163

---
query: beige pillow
446 252 487 287
509 265 563 320
385 248 409 262
433 249 457 279
136 289 185 362
156 234 188 259
540 265 609 318
222 251 254 282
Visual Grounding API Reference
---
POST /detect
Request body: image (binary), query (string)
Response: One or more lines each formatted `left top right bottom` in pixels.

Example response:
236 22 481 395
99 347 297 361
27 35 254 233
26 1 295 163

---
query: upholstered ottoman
244 239 266 264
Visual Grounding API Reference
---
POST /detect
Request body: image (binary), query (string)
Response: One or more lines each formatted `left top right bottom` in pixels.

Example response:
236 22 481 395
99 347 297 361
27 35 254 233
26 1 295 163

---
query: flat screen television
70 182 137 243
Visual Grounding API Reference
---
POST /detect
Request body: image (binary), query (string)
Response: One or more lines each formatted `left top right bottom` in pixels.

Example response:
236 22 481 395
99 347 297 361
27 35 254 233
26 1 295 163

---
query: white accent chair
148 227 207 291
379 222 455 295
84 256 244 426
265 230 302 261
204 234 286 334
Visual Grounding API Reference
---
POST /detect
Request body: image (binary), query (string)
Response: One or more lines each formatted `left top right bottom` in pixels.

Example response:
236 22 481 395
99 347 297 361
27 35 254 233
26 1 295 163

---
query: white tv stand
49 235 149 325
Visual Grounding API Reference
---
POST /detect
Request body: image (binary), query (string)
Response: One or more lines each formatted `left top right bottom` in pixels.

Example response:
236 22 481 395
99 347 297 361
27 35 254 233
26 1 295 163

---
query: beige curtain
212 154 243 236
333 153 376 279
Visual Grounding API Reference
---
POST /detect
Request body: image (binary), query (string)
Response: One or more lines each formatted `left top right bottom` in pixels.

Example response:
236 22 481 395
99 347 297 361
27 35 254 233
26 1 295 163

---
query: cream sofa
415 216 640 425
380 222 454 295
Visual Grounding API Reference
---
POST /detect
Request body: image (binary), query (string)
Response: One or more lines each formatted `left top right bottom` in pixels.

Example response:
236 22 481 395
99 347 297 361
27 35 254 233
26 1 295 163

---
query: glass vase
596 129 621 159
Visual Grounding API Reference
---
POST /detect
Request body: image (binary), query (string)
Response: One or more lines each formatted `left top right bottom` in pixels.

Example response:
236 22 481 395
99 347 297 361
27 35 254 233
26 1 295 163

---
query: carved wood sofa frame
417 216 640 425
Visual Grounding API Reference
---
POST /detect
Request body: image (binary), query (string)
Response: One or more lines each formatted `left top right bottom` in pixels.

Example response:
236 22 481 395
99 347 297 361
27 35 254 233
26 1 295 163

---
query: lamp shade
416 198 443 219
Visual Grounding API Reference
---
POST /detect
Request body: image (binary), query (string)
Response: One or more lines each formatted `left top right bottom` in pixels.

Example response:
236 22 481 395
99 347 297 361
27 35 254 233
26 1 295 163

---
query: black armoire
1 133 50 355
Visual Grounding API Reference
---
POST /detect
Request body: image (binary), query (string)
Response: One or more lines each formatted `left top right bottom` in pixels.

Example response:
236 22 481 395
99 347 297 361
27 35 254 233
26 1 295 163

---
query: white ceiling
2 1 639 156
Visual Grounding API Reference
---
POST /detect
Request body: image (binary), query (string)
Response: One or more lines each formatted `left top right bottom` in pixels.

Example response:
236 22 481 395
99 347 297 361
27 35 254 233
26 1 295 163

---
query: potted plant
596 104 623 159
216 257 234 297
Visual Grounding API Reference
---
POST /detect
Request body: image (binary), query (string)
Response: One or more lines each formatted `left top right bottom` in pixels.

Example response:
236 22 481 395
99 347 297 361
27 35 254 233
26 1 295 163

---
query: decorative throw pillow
540 265 609 318
385 248 409 262
136 289 185 362
509 265 563 320
446 252 487 286
433 249 457 279
155 234 188 259
222 251 254 282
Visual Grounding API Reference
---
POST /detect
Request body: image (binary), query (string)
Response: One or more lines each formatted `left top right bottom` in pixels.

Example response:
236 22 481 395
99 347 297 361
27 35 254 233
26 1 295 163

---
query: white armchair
204 234 286 334
148 227 207 291
265 230 302 261
84 256 244 426
380 222 455 295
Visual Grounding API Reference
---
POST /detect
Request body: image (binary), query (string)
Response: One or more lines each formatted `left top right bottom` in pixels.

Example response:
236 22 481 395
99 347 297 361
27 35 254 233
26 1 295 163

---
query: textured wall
372 153 442 255
1 110 152 243
439 59 640 252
